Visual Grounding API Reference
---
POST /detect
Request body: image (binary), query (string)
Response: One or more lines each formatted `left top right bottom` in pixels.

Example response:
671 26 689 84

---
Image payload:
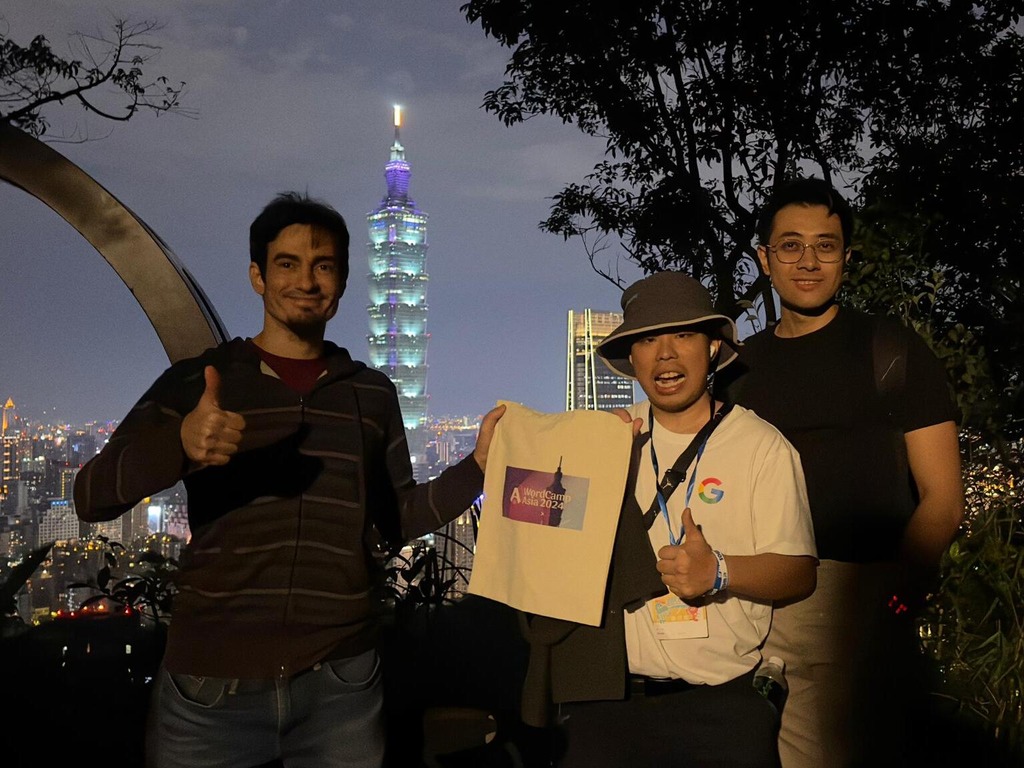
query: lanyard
648 404 712 546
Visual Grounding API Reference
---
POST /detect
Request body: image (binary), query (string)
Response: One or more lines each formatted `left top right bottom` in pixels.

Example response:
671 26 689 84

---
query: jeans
147 649 385 768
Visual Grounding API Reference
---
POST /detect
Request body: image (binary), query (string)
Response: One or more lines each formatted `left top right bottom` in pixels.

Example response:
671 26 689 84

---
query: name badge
646 593 709 639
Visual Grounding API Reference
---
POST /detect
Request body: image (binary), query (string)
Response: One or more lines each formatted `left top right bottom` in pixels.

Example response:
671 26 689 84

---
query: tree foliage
462 3 1024 751
920 434 1024 760
844 204 1012 440
0 17 187 140
462 0 1024 429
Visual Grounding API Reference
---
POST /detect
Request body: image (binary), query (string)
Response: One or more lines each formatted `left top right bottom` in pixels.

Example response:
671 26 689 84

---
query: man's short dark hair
249 192 350 284
755 177 854 246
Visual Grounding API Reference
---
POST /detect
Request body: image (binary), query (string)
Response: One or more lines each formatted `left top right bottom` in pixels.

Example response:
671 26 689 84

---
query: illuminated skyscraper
367 107 429 466
2 398 20 509
566 309 635 412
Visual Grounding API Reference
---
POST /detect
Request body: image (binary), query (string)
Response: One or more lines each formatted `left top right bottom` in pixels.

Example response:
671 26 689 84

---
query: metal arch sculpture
0 121 229 364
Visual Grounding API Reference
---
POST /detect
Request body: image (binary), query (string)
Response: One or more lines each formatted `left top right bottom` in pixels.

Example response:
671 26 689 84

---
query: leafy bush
920 434 1024 758
847 213 1023 758
70 535 178 625
377 524 478 611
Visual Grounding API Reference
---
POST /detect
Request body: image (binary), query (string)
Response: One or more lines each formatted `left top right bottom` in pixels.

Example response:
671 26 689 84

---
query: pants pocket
167 671 230 708
321 649 380 691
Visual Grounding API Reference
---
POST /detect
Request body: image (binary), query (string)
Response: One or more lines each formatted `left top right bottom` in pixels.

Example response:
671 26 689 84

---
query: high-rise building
435 504 479 599
566 309 635 412
37 499 79 546
366 106 430 470
1 398 19 509
423 415 480 478
69 429 97 468
419 415 482 594
85 497 151 545
164 494 190 542
58 465 78 501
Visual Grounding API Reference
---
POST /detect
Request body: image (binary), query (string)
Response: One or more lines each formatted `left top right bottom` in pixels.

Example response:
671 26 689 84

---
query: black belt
629 675 696 697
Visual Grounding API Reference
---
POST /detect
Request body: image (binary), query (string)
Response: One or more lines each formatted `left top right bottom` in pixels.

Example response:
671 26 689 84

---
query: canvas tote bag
468 400 633 626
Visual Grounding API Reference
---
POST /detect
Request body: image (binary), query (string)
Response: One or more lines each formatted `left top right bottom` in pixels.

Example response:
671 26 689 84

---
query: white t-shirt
623 402 816 685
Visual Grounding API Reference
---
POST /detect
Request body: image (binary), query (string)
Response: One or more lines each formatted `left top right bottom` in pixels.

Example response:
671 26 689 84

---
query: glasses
766 239 848 264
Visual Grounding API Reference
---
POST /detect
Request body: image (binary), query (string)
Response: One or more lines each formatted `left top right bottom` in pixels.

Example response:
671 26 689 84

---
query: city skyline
1 0 650 426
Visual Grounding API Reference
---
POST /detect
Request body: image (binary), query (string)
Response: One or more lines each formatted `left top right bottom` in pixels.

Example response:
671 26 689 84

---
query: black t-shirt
726 308 956 562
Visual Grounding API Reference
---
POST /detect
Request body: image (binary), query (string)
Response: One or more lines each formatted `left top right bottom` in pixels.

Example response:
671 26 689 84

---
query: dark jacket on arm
518 433 666 727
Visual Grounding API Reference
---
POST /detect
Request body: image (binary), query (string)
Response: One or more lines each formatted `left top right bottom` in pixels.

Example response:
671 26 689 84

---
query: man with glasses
726 178 964 767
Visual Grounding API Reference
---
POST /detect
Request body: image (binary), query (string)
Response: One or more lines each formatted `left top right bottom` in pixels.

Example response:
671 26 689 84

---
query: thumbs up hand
656 508 718 600
180 365 246 468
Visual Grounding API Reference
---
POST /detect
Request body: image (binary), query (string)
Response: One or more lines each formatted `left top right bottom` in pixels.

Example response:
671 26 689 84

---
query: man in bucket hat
529 271 817 768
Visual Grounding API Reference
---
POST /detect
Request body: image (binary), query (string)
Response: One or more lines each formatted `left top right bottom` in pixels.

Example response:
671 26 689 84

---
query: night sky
1 0 648 425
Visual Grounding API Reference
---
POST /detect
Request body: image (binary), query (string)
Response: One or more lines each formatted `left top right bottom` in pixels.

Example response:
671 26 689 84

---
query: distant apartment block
37 499 79 546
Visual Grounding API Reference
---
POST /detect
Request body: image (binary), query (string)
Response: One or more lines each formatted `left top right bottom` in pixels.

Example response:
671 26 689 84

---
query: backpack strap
872 315 911 485
873 315 908 423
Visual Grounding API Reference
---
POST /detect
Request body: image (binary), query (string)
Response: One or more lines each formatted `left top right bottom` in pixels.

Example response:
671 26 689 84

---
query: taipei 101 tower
366 106 430 470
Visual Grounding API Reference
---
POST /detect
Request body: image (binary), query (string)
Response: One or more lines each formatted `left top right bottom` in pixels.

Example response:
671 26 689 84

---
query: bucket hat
597 271 740 379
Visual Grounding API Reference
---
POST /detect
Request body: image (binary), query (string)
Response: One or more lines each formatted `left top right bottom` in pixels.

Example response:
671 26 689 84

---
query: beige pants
762 560 920 768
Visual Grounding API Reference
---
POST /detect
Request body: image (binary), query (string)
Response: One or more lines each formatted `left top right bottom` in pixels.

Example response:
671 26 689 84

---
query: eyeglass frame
762 238 850 264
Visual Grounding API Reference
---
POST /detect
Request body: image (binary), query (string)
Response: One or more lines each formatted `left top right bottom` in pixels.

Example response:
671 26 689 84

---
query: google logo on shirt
698 478 724 504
